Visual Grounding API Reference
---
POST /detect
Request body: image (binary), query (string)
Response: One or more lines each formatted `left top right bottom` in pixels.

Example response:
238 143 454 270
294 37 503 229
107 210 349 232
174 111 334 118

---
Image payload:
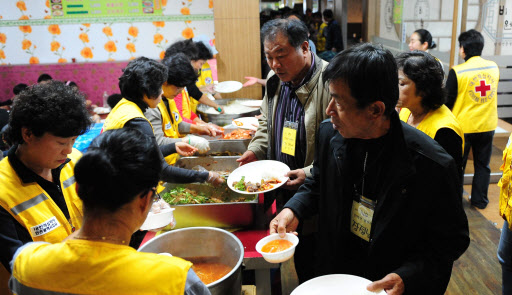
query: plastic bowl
255 233 299 263
140 208 175 231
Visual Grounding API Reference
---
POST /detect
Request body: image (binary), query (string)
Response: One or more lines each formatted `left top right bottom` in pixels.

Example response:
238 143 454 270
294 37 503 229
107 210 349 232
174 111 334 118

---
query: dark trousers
462 131 494 208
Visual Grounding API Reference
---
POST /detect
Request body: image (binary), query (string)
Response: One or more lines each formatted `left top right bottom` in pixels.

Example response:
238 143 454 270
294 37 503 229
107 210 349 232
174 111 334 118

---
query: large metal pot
197 99 261 126
138 227 244 295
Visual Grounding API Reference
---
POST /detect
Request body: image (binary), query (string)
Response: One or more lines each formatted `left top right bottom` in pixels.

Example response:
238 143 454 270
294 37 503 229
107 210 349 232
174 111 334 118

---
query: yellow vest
11 240 192 295
179 89 194 120
399 105 464 154
317 22 327 52
158 98 183 165
499 134 512 230
452 56 500 133
0 149 83 243
103 98 153 132
196 62 214 89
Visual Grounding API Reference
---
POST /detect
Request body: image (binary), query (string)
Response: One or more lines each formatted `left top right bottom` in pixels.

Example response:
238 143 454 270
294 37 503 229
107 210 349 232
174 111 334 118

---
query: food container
255 233 299 263
197 99 261 126
138 227 244 295
204 139 248 156
197 126 253 156
163 156 259 229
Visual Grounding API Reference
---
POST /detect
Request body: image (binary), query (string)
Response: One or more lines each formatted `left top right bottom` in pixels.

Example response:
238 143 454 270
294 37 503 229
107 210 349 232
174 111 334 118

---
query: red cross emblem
475 80 491 97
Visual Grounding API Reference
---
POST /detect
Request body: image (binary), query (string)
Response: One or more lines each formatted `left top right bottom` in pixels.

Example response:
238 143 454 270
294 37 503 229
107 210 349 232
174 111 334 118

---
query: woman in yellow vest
10 128 211 295
145 53 215 165
103 57 223 187
396 51 464 180
498 135 512 293
0 81 91 273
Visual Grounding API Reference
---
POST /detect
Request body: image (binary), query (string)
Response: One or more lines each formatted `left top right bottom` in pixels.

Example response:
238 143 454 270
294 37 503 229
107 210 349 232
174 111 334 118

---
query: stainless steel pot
197 99 261 126
138 227 244 295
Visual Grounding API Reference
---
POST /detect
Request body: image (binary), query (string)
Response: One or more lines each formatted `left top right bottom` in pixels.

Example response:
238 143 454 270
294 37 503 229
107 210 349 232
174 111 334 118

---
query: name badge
30 216 61 237
350 196 375 242
164 122 172 130
281 121 298 156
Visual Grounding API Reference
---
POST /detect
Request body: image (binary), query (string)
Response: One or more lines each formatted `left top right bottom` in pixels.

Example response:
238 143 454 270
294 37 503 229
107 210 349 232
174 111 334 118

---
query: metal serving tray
197 98 261 126
164 156 258 229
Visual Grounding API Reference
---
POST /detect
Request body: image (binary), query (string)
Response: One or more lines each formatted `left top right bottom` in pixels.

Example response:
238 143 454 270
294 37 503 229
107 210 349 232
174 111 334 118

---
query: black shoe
471 202 488 209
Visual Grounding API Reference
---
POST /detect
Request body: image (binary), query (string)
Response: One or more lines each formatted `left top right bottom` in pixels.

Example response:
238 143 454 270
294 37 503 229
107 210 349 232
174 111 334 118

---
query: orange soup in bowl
261 239 293 253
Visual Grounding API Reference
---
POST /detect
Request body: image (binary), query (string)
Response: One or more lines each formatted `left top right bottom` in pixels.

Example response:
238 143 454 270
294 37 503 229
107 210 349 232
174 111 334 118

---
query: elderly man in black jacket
271 43 470 295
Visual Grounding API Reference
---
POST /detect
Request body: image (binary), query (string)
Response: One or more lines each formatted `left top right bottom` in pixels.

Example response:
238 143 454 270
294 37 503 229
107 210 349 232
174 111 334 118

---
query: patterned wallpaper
0 0 215 65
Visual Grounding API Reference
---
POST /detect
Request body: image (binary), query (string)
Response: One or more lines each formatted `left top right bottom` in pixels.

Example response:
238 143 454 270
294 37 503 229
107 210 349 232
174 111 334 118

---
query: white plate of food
291 274 386 295
239 100 263 108
215 81 243 93
228 160 290 194
233 117 259 131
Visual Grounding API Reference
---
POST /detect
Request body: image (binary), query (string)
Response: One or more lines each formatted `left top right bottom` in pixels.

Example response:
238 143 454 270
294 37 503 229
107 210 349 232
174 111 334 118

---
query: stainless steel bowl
197 99 261 126
138 227 244 295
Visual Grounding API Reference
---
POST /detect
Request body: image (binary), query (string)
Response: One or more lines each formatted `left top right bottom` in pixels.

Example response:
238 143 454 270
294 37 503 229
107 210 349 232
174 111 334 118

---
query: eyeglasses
150 187 161 202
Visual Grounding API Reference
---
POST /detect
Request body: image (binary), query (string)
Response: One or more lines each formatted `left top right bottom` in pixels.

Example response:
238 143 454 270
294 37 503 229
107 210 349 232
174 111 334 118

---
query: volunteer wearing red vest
0 81 91 272
10 128 210 295
163 40 225 124
396 51 464 180
445 29 500 209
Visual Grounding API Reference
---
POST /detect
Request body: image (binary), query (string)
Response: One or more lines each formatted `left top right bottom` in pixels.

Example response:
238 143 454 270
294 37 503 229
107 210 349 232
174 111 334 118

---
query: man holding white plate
237 18 331 283
272 44 470 294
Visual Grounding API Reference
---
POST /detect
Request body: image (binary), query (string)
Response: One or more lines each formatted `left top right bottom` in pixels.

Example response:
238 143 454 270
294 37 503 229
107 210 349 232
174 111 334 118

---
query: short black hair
396 51 445 111
194 41 213 60
260 18 309 49
66 81 78 88
8 80 91 145
118 57 167 110
284 11 304 23
323 43 398 117
106 93 123 109
164 39 199 61
75 128 161 212
162 53 197 87
37 73 53 83
13 83 28 95
459 29 484 57
414 29 436 49
322 9 333 19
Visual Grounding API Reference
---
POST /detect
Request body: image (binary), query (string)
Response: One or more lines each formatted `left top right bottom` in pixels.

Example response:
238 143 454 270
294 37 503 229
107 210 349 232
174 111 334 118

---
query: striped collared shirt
274 53 316 170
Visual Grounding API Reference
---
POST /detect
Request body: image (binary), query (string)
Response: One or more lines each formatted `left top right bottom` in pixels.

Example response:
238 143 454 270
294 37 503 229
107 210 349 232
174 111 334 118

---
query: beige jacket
248 53 331 177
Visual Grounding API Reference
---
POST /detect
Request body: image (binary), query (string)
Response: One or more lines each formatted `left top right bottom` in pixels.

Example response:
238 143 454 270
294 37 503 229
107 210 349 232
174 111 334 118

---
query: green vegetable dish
161 186 252 205
234 176 246 191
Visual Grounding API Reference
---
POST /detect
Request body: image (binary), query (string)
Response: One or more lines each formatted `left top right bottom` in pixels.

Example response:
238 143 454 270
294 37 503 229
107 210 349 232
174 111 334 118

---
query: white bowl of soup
255 233 299 263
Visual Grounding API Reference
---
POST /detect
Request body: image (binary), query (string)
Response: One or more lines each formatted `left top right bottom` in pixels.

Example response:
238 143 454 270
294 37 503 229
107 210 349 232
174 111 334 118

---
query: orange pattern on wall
153 33 164 44
29 56 39 64
81 47 93 59
16 1 27 11
128 26 138 38
182 28 194 39
79 33 89 43
22 39 31 50
104 40 117 52
48 25 61 35
103 26 113 37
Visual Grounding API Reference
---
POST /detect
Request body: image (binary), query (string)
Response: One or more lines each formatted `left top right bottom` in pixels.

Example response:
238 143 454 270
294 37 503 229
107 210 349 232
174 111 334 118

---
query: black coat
285 113 470 294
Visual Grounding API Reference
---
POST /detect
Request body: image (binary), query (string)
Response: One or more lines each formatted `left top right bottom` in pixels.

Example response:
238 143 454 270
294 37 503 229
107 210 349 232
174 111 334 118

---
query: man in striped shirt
237 18 331 283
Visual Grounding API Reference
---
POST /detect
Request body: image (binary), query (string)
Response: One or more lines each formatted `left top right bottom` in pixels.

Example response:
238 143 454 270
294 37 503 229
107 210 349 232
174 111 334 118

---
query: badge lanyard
350 151 377 242
281 120 298 156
